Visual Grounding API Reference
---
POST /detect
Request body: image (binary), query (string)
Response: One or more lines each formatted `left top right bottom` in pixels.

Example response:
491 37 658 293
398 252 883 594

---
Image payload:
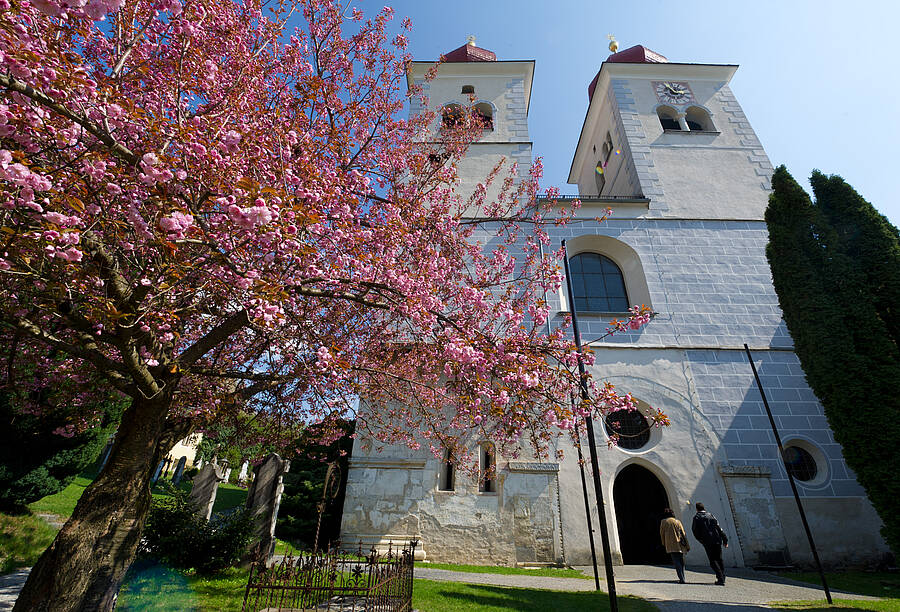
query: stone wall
340 453 561 565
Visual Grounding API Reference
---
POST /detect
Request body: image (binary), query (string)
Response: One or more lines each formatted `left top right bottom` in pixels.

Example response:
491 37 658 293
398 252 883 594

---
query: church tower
406 39 535 206
549 42 888 568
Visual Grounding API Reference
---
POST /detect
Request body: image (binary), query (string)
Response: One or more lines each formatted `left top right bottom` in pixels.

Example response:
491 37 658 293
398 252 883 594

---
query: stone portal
613 464 670 564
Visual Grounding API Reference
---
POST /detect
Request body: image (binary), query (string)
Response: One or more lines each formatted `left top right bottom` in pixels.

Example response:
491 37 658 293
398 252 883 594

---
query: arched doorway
613 463 671 564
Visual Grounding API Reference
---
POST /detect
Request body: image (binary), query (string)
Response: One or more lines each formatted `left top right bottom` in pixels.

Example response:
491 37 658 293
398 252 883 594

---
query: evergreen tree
810 171 900 350
766 166 900 558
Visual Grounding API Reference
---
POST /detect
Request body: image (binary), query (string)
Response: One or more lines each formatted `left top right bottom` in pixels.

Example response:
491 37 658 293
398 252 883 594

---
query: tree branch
177 310 251 367
0 74 138 165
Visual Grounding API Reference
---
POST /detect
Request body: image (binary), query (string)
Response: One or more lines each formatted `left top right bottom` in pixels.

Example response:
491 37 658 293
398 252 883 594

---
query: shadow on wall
695 348 888 568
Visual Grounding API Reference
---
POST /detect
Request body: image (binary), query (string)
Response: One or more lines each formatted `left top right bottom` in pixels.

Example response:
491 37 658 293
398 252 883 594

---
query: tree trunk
13 394 173 612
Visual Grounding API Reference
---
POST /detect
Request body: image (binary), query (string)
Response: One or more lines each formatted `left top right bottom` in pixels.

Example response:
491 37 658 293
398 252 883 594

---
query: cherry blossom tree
1 0 653 609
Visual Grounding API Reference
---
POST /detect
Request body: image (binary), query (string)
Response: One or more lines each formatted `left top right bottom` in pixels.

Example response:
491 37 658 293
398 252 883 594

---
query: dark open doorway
613 463 671 564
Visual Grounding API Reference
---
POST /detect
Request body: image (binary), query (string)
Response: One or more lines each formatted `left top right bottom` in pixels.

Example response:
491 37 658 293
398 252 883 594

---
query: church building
339 40 889 569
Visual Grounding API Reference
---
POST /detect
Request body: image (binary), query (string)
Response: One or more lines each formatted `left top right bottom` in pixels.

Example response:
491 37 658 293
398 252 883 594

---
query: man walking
692 502 728 585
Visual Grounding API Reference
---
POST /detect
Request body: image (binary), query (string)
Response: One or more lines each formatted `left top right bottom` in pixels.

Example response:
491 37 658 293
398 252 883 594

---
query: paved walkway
417 564 878 610
0 569 29 612
577 565 876 611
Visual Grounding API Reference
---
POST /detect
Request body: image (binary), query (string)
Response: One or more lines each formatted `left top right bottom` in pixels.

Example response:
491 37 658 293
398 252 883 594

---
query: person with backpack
691 502 728 585
659 508 690 583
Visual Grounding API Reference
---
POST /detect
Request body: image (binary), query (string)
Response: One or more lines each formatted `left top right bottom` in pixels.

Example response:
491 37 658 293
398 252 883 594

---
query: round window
604 410 651 450
783 445 817 482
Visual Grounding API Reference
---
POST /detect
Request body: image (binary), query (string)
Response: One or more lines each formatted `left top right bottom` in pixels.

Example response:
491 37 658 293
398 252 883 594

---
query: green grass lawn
413 579 653 612
417 561 591 580
117 562 248 611
27 475 93 518
770 571 900 612
0 511 58 574
1 474 249 578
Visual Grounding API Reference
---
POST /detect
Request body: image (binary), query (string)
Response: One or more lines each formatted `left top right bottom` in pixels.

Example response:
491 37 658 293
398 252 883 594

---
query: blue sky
382 0 899 225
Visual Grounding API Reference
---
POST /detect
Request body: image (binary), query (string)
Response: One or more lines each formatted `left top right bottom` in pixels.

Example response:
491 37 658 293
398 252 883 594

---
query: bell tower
568 43 774 219
406 40 535 208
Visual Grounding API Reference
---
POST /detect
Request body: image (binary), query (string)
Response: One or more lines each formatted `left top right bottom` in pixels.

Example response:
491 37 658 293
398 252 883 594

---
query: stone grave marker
171 456 187 486
237 460 250 485
244 453 290 563
190 462 226 521
150 459 165 486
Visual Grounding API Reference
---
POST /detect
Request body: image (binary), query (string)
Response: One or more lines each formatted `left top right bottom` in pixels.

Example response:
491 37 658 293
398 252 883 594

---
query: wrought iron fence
242 540 417 612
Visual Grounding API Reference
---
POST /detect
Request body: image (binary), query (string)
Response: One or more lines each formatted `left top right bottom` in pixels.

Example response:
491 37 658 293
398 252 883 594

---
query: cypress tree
766 166 900 558
810 170 900 350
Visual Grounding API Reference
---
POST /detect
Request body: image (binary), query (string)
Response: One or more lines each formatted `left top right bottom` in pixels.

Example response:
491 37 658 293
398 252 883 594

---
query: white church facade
339 41 890 568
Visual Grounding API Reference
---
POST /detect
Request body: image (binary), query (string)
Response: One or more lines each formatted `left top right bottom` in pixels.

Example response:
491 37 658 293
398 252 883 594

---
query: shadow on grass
118 560 248 611
413 579 655 612
117 561 197 611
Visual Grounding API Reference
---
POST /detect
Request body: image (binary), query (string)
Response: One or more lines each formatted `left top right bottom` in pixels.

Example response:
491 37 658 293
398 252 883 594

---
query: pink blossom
55 247 83 262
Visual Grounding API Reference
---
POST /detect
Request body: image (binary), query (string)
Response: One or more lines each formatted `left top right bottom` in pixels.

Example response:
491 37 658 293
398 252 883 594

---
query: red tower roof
443 42 497 63
607 44 668 64
588 45 669 100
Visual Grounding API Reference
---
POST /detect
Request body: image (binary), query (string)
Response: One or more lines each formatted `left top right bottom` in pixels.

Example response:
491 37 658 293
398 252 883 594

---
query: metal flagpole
545 241 600 588
743 344 832 604
572 395 601 590
562 240 618 612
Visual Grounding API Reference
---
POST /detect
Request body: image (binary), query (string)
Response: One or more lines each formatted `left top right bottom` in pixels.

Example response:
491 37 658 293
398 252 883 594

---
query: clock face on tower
652 81 694 105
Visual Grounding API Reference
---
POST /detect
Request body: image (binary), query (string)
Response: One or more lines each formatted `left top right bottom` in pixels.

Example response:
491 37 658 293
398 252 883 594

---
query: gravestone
237 460 250 485
244 453 290 564
171 456 187 486
190 462 226 521
150 459 165 486
98 438 114 471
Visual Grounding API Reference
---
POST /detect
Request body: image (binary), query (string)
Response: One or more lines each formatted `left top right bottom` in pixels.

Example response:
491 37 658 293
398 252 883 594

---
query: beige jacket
660 517 690 553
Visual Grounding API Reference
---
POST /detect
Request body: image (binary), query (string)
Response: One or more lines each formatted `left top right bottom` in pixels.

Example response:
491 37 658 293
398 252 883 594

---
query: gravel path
577 564 878 611
0 569 29 612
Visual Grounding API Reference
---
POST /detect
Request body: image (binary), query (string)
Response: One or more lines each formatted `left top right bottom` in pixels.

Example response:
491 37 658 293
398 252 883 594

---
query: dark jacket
692 510 728 547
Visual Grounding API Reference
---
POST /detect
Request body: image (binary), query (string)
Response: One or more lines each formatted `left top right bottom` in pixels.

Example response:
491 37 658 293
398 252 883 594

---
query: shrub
139 485 253 573
0 393 123 509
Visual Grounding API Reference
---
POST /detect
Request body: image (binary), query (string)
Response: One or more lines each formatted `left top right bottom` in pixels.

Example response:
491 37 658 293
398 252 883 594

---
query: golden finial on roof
607 34 619 53
466 35 477 47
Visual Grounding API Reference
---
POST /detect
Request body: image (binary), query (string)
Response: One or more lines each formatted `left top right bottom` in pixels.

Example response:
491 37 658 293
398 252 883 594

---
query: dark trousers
669 552 685 583
703 542 726 583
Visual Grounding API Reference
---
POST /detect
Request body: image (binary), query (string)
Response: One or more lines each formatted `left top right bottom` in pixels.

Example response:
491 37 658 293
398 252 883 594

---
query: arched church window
686 106 713 132
461 85 475 94
605 409 651 450
657 106 681 131
479 443 496 492
569 252 628 312
438 448 455 491
783 445 817 482
472 102 493 130
602 131 614 162
594 161 606 195
441 103 464 129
